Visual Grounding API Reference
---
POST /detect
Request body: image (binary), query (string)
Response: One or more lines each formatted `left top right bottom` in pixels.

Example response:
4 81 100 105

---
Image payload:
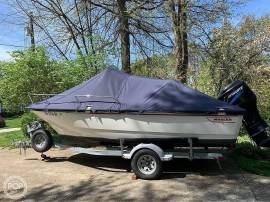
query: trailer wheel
131 149 162 180
31 129 53 153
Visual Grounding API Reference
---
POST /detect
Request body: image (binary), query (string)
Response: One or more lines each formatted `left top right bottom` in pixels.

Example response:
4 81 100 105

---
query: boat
28 68 251 148
27 70 269 180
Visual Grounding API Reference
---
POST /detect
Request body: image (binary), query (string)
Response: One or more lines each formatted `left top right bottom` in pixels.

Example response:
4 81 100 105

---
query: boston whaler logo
207 116 235 123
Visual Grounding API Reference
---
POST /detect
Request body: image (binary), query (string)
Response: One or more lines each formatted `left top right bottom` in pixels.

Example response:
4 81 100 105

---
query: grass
0 117 26 148
0 130 27 148
232 135 270 176
4 116 22 128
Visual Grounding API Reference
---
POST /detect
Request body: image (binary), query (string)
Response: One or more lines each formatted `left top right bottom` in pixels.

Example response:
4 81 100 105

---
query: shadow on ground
18 153 269 201
40 153 232 176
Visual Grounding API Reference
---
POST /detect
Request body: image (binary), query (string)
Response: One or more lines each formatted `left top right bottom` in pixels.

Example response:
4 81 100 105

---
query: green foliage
21 112 57 136
21 112 39 135
193 17 270 125
232 154 270 176
58 56 104 90
235 135 269 158
0 46 107 113
0 48 63 112
232 135 270 176
249 67 270 124
0 131 26 148
190 66 216 97
199 16 270 94
194 64 270 126
132 54 176 79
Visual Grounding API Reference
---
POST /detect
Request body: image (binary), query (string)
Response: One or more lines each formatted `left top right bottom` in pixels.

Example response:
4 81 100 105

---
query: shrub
21 112 39 135
0 47 108 114
235 135 270 159
232 135 270 176
21 112 57 137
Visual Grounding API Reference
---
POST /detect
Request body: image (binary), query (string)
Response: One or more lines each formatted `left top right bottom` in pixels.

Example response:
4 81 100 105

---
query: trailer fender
122 143 173 161
27 121 43 138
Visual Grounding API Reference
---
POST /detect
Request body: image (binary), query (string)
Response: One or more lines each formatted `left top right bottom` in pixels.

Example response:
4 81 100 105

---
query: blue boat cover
29 68 245 114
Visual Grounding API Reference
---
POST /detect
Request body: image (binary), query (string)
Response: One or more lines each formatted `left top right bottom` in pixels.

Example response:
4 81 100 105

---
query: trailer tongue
218 80 270 147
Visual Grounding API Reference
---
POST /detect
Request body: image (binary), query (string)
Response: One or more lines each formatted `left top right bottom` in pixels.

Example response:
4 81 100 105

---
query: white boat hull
33 111 243 145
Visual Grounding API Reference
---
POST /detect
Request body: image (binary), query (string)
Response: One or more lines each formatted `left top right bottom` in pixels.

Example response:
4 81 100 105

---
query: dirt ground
0 148 269 201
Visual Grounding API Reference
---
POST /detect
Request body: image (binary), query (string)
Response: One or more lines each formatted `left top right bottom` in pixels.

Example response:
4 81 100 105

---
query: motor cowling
218 80 270 147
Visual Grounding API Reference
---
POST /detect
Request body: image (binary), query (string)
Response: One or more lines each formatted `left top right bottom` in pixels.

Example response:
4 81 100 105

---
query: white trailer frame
25 123 225 178
53 138 224 170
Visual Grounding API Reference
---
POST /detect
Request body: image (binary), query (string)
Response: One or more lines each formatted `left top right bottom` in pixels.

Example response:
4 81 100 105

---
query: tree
167 0 188 82
192 16 270 124
14 0 112 70
8 0 244 78
0 48 61 112
13 0 171 73
165 0 240 83
0 46 108 113
204 16 270 94
88 0 171 73
117 0 130 73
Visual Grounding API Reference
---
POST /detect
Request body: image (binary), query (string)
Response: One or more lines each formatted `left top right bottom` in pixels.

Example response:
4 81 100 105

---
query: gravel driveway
0 148 269 201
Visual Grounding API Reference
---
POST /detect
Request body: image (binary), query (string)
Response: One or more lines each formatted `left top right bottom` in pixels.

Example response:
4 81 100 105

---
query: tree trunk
117 0 131 73
180 0 188 83
29 12 35 50
169 0 188 83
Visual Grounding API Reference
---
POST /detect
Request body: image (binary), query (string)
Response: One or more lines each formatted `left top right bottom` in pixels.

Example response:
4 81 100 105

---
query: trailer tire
131 149 162 180
31 129 53 153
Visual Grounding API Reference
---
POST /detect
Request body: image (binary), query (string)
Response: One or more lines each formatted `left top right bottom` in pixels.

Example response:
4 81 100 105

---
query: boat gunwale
30 109 244 116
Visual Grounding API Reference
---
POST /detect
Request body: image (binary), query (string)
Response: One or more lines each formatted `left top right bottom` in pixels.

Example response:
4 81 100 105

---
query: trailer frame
53 138 224 171
26 123 225 179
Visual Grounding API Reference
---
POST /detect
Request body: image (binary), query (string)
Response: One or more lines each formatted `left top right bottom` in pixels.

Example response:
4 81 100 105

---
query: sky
0 0 269 61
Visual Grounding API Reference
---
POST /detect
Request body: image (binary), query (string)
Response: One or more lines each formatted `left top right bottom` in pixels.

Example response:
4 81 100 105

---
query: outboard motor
218 80 270 147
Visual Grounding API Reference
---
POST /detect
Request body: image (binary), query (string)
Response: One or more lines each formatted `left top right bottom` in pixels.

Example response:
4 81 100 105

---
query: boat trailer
54 138 224 166
17 134 225 180
20 135 224 180
22 121 226 179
